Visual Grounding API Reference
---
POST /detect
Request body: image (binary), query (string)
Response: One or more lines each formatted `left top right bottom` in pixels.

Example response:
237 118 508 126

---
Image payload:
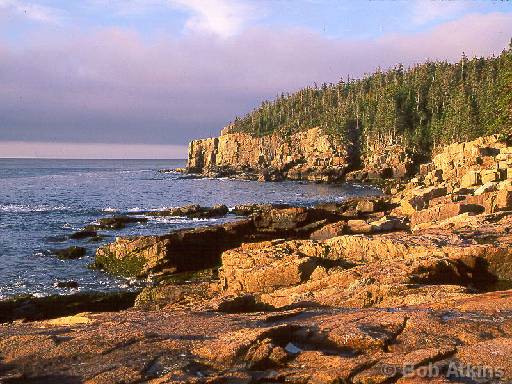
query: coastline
1 134 512 382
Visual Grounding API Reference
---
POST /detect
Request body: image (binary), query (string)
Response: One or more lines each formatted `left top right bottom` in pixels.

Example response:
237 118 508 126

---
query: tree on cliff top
228 44 512 157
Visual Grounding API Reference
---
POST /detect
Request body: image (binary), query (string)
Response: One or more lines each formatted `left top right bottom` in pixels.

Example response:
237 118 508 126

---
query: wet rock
44 235 68 243
147 204 229 218
232 203 289 216
0 291 137 323
231 204 264 216
258 168 285 182
69 229 98 240
88 234 107 242
53 246 86 260
158 167 186 173
55 281 79 289
87 216 148 230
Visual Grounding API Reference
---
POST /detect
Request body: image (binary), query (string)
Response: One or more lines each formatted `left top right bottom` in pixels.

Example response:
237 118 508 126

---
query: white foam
149 216 219 224
117 169 152 174
126 207 144 213
0 204 70 213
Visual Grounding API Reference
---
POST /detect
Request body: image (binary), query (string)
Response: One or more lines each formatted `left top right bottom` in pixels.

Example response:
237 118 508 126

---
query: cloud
169 0 256 37
0 12 511 152
86 0 168 17
0 0 65 24
380 12 512 60
410 0 479 25
85 0 258 36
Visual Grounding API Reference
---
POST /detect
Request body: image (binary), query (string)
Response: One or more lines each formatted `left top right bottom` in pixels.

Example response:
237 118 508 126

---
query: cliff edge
186 47 511 182
187 126 415 182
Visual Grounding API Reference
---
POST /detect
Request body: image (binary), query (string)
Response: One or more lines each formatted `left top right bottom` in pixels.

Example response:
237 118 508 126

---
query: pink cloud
0 11 511 151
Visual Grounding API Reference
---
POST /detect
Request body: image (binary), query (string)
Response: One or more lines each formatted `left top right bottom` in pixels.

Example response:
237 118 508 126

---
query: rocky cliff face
187 127 352 182
187 126 417 182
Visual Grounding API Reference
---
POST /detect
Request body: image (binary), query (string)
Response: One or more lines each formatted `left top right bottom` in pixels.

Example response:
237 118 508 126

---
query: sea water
0 159 379 298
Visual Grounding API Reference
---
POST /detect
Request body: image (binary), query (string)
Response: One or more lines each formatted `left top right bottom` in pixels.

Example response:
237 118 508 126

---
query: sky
0 0 511 159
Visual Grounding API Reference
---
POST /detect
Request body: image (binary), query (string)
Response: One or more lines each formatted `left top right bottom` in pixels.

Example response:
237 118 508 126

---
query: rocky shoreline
2 134 512 383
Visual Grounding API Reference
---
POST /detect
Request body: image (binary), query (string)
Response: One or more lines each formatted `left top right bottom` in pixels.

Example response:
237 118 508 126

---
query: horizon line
0 157 187 160
0 141 189 159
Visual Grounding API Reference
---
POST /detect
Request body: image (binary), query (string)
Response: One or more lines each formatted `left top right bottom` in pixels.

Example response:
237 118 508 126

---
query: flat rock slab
2 293 512 383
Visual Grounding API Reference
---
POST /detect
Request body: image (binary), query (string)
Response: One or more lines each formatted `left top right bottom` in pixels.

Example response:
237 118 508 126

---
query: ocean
0 159 379 299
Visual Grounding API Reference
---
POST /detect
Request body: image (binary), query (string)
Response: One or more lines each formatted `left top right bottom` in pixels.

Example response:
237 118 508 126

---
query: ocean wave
0 204 70 213
102 207 119 213
117 169 154 174
149 216 219 224
101 206 153 213
192 217 219 222
205 177 231 181
127 207 145 213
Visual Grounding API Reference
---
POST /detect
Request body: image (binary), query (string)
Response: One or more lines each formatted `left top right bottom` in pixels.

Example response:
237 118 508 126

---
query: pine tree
229 46 512 155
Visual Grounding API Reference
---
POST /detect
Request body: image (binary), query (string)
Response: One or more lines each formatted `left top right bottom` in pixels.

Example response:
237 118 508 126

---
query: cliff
186 47 512 182
187 127 350 182
187 126 415 182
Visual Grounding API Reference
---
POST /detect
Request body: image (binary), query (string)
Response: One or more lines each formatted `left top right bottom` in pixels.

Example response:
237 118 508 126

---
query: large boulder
408 186 448 210
497 188 512 211
219 220 512 308
460 170 481 188
410 203 484 227
53 246 86 260
94 219 255 277
310 221 346 240
86 215 148 231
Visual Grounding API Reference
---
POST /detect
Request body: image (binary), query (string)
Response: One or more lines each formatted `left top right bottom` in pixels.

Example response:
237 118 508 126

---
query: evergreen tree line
229 42 512 157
